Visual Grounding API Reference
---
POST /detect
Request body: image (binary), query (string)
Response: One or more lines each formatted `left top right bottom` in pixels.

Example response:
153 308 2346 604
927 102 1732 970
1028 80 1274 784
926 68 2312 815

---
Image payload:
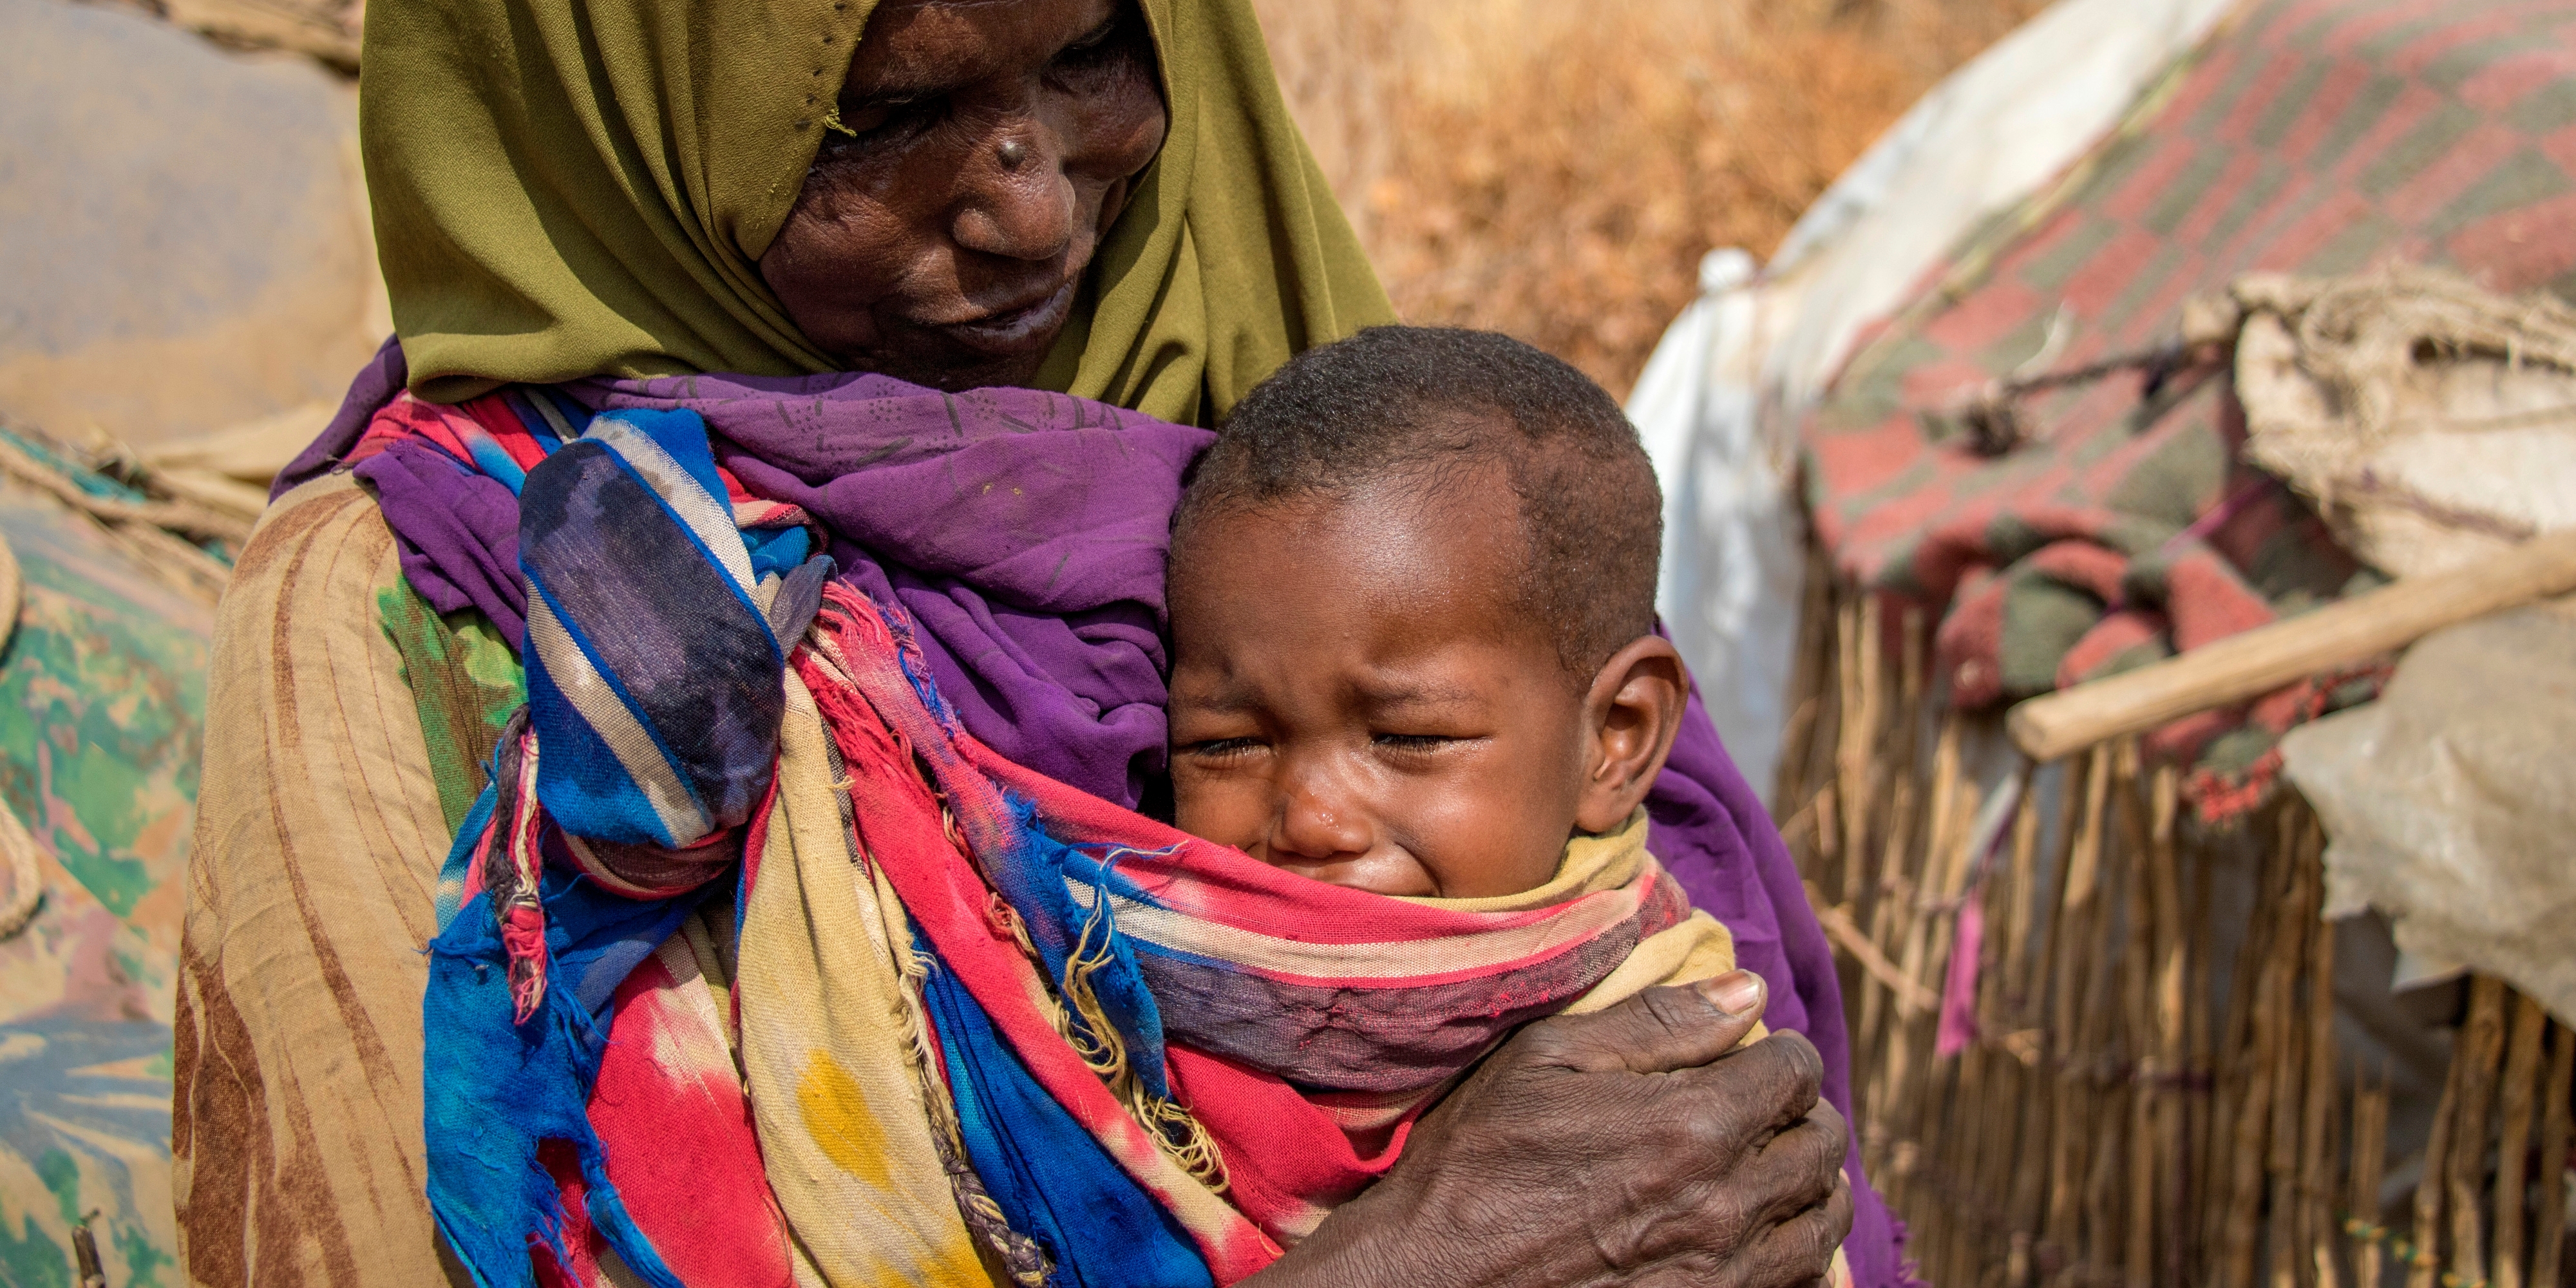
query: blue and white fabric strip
516 408 799 848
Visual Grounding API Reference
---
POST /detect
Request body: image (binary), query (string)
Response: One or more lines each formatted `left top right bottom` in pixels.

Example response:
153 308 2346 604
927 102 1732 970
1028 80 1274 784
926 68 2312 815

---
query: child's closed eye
1371 732 1462 754
1182 736 1267 762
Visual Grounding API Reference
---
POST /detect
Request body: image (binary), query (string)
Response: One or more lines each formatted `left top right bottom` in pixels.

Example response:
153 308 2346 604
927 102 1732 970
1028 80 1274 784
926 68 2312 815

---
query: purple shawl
284 340 1903 1284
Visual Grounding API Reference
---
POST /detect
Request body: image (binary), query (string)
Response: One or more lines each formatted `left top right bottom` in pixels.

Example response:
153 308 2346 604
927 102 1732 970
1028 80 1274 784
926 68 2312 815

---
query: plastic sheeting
0 489 212 1288
1627 0 2239 798
0 0 384 447
2282 601 2576 1026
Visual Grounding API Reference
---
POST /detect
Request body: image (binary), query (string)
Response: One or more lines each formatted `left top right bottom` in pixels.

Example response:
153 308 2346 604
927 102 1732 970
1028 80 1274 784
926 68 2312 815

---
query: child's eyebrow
1357 678 1481 708
1177 687 1258 714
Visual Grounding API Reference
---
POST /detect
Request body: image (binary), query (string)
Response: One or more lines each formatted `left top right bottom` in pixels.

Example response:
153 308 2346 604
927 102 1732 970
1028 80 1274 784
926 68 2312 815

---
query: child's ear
1574 634 1688 835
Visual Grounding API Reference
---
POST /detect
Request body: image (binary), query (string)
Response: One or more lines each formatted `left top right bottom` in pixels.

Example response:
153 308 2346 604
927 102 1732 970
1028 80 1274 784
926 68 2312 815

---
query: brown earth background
175 0 2053 400
1251 0 2049 396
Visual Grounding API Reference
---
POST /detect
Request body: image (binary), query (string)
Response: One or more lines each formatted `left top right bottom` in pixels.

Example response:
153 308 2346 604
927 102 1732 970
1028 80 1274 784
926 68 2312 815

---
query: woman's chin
934 279 1081 359
831 329 1061 392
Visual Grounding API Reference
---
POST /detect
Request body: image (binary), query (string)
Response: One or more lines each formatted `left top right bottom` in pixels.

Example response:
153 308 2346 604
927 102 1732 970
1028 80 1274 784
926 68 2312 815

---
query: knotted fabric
404 390 1744 1286
312 361 1896 1278
516 410 829 851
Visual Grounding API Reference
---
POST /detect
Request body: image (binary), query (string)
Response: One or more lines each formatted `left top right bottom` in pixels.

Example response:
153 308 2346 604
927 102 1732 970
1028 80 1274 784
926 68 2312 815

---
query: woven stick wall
1772 561 2573 1288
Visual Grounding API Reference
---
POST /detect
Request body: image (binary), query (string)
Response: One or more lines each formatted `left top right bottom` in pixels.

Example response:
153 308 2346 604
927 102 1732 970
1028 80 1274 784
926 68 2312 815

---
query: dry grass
1253 0 2050 396
124 0 2041 399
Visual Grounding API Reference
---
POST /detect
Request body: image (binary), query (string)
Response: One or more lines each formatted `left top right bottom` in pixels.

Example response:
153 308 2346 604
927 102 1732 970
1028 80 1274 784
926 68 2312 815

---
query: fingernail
1697 969 1762 1018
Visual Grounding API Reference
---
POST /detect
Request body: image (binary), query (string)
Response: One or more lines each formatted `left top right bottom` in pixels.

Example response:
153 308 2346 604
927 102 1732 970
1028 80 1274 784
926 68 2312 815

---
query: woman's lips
929 279 1079 358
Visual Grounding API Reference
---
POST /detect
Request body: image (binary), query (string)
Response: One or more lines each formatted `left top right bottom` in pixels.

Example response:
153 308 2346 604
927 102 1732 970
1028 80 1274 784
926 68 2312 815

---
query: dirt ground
1253 0 2050 396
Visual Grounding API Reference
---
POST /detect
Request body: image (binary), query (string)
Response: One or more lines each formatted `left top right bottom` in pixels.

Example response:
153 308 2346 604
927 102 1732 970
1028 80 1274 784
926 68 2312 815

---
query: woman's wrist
1238 1173 1477 1288
1240 977 1838 1288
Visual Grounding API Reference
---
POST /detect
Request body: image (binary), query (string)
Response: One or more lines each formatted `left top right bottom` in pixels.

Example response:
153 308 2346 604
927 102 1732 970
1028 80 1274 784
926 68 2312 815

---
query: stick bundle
1774 576 2574 1288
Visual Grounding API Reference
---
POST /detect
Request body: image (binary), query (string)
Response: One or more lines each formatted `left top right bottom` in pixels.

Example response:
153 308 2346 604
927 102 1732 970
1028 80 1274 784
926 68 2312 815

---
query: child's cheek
1401 775 1563 899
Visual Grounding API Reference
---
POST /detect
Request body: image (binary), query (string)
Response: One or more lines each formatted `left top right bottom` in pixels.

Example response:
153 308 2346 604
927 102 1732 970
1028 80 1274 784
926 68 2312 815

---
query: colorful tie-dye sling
397 393 1748 1287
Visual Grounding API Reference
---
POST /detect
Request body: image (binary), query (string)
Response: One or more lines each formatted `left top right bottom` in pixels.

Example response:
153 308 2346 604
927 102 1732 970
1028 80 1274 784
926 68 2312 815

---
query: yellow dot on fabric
798 1050 896 1190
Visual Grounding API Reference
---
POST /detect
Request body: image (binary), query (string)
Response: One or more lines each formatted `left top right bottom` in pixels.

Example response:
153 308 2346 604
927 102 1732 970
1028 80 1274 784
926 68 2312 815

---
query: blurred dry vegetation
1252 0 2050 395
112 0 2049 400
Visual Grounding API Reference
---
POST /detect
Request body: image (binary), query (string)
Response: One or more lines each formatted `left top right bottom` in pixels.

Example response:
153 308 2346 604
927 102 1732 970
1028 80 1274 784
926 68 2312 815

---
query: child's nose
1270 773 1372 862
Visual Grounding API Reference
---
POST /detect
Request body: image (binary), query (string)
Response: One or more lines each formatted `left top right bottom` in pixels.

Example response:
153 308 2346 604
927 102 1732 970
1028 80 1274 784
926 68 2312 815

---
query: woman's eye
1048 14 1141 79
820 99 935 154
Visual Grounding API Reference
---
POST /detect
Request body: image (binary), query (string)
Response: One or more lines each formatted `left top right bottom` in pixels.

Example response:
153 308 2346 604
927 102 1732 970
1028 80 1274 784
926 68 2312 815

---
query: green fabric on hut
0 495 213 1288
1799 0 2576 817
359 0 1394 426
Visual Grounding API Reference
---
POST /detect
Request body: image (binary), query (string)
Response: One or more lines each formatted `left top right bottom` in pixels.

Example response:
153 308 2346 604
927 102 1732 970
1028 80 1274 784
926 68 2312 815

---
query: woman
174 0 1890 1283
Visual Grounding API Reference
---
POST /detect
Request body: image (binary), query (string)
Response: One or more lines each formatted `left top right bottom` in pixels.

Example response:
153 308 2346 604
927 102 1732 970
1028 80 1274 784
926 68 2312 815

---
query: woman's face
760 0 1166 392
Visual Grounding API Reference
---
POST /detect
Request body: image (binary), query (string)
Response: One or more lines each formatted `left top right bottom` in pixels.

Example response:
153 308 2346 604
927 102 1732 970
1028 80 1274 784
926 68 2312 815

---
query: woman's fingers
1732 1100 1846 1227
1264 981 1849 1288
1739 1168 1854 1288
1664 1027 1828 1138
1618 1083 1844 1269
1519 970 1768 1075
1625 1171 1850 1288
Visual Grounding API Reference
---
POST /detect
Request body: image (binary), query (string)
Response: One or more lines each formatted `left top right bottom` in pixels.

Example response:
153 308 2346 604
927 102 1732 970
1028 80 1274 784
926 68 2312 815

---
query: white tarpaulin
1628 0 2240 797
2283 601 2576 1025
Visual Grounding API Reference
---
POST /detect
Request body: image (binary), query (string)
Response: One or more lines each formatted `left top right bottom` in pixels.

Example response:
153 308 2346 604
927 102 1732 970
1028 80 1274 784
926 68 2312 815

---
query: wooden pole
1914 772 1986 1288
2126 763 2164 1288
2263 827 2316 1288
2046 744 2115 1257
2531 1022 2572 1288
1774 539 1838 816
1966 794 2032 1288
1834 598 1865 899
2311 1097 2343 1288
1877 715 1958 1095
2405 1032 2465 1288
2349 1072 2389 1288
1854 612 1924 1120
2493 992 2549 1288
2222 808 2304 1288
2005 530 2576 761
1856 766 1911 1099
2202 806 2278 1284
2185 823 2217 1282
2082 745 2142 1280
2298 824 2339 1288
1837 595 1883 904
2007 763 2070 1288
2148 767 2190 1288
2449 976 2510 1288
1891 765 1977 1217
1991 779 2041 1194
2003 773 2045 1018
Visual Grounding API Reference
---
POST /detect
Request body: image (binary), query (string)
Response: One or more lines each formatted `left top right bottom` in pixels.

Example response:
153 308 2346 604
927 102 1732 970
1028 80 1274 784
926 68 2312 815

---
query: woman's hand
1251 971 1852 1288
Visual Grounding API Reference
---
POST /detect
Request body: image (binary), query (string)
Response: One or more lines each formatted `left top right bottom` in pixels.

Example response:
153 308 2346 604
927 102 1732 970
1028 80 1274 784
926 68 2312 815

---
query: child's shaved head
1173 326 1662 677
1164 327 1684 899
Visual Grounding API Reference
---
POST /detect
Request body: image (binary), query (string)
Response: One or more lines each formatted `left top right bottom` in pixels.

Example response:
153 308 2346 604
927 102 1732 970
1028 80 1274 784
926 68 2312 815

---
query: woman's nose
952 121 1076 263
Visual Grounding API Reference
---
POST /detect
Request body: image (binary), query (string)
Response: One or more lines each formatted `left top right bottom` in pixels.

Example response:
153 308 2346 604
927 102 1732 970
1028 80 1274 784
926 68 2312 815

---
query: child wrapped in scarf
411 327 1846 1288
1157 328 1842 1268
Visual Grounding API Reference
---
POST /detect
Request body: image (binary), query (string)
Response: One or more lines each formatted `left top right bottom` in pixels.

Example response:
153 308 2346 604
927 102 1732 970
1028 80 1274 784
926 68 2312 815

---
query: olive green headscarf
359 0 1394 426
